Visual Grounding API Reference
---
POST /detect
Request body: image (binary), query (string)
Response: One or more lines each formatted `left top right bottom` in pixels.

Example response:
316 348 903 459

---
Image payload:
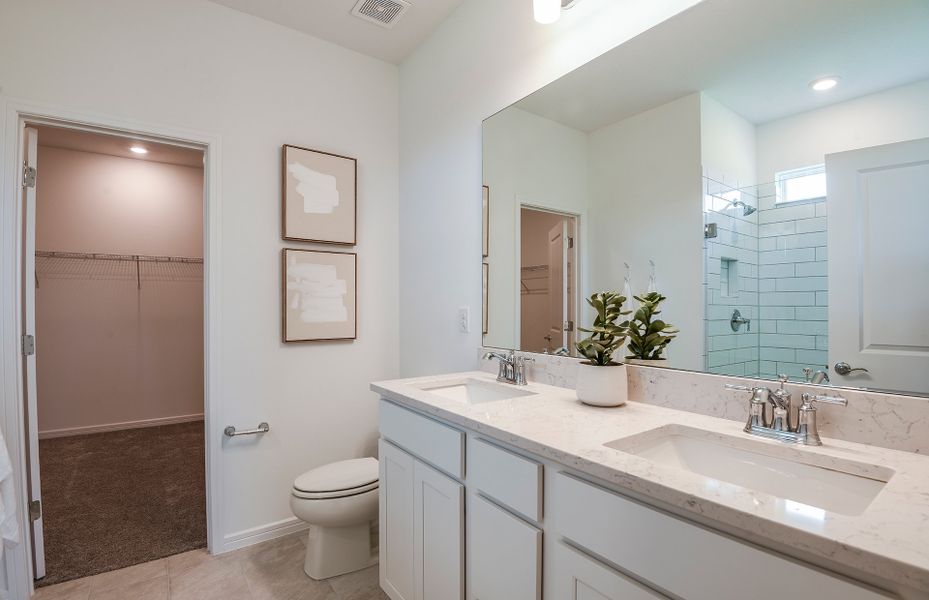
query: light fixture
809 76 840 92
129 145 148 155
534 0 561 24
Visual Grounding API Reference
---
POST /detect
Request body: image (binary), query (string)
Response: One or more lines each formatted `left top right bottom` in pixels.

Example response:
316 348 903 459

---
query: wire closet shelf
35 250 203 289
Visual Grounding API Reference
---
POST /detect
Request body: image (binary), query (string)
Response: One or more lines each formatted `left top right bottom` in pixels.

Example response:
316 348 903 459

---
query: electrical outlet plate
458 307 470 333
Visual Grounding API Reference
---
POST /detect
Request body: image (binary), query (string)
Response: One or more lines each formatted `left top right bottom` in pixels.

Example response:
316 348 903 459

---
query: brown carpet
36 421 207 587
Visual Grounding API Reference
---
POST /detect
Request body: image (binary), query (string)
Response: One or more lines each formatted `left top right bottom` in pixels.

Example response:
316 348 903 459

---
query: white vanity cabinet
549 471 894 600
379 402 465 600
378 398 899 600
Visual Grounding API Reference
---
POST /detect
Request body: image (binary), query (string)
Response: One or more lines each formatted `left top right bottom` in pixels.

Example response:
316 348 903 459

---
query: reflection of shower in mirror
728 199 756 217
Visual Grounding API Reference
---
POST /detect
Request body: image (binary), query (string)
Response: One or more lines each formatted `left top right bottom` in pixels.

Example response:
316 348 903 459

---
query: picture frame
482 185 490 257
282 144 357 245
282 248 357 342
482 262 489 335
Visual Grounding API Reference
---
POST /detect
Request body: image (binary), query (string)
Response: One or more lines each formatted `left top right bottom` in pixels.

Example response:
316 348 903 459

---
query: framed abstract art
282 248 357 342
282 144 357 245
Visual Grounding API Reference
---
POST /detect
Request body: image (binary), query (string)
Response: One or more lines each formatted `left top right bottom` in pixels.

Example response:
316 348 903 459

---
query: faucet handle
724 383 754 392
801 392 847 407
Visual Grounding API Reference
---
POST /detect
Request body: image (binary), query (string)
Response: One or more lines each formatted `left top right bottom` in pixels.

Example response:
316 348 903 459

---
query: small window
776 164 826 205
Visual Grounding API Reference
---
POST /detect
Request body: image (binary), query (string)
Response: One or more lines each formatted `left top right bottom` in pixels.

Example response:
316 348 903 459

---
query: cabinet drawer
551 472 893 600
468 438 542 521
553 542 667 600
379 400 464 479
469 494 541 600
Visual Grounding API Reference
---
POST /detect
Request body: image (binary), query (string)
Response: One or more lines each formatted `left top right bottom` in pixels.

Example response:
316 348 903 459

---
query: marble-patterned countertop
371 371 929 594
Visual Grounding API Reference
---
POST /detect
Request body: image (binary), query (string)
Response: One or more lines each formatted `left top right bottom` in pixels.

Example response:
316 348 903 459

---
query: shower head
728 200 756 217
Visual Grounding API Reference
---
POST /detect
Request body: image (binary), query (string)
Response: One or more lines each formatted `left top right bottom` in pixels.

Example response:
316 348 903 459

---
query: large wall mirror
481 0 929 397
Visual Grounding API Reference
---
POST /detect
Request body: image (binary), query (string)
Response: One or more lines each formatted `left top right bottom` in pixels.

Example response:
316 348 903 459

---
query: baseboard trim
38 413 205 439
221 517 309 554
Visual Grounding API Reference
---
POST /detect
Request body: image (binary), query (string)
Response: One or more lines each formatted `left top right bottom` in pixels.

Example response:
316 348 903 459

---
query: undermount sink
416 377 537 404
606 425 892 516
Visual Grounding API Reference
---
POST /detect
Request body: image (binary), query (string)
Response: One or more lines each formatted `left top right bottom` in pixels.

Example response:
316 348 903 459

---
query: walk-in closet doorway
0 106 223 598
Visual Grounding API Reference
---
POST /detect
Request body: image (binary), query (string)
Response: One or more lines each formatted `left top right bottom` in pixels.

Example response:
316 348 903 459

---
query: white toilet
290 457 379 580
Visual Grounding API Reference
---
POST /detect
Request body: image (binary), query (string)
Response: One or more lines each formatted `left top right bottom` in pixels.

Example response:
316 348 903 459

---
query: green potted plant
574 291 631 407
625 291 679 364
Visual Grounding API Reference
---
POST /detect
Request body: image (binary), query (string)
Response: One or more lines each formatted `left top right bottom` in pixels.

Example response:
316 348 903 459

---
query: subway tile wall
703 175 760 377
756 185 828 380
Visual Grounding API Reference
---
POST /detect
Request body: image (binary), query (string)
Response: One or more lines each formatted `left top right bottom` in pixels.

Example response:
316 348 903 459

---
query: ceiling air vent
351 0 411 29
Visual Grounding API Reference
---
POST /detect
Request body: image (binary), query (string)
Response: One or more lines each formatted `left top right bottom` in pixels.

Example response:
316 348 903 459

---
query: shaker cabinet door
379 440 415 600
469 494 541 600
413 459 464 600
552 542 667 600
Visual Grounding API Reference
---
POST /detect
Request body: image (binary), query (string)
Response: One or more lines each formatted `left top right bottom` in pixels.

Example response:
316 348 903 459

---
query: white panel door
827 137 929 394
22 127 46 580
413 460 463 600
468 494 541 600
548 221 569 350
379 440 415 600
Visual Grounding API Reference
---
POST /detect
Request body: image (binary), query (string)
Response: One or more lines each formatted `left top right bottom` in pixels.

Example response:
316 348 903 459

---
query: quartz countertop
371 371 929 594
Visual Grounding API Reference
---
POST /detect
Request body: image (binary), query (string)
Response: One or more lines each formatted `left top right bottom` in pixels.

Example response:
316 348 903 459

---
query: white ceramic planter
624 358 668 367
576 362 628 407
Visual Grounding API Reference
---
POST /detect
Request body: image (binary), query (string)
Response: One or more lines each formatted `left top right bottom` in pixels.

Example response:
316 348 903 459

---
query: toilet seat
292 457 379 500
292 481 378 500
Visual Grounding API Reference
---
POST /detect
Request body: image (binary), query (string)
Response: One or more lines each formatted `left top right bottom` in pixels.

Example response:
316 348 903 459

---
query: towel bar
224 422 270 437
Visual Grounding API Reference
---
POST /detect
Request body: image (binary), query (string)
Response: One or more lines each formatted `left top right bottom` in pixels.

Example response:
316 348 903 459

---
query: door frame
0 98 224 596
513 198 585 355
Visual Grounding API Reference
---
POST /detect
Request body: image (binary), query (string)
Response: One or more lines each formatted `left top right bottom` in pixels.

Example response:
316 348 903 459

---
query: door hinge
567 236 574 249
22 163 36 189
564 321 575 332
29 500 41 522
22 334 35 356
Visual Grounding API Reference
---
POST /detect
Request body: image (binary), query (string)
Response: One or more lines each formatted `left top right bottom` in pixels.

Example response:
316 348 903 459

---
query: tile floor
33 532 388 600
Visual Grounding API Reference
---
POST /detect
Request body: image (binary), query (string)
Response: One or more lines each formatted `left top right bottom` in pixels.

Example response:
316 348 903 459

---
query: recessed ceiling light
129 145 148 155
534 0 561 24
810 76 840 92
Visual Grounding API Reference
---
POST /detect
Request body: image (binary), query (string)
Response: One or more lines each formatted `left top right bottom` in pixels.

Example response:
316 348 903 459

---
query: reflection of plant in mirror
576 292 631 366
626 292 679 360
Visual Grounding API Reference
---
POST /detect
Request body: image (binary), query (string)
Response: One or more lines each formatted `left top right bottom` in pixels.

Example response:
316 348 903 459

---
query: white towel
0 431 21 558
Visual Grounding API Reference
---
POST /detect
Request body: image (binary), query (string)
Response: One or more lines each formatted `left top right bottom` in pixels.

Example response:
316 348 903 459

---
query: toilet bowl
291 457 379 580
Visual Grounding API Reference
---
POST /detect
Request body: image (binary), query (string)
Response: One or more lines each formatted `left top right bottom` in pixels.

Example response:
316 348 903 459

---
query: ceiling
208 0 465 64
34 125 204 168
512 0 929 131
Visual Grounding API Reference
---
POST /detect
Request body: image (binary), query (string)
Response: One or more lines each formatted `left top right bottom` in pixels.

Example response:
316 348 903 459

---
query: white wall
0 0 399 548
587 94 704 370
35 146 204 436
756 78 929 183
399 0 703 376
482 107 588 350
700 93 757 188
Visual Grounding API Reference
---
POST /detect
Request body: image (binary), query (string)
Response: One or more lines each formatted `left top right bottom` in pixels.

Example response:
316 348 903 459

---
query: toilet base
304 522 378 580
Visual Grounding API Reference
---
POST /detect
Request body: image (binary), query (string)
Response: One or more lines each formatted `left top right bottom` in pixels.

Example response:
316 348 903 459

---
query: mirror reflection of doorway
519 207 577 355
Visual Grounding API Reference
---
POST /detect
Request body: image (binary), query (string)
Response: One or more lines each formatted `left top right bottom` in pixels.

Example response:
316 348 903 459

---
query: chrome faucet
725 375 847 446
803 367 831 385
483 350 533 385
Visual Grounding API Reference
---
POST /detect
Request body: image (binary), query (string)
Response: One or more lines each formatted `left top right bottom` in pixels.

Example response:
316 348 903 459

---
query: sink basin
416 378 537 404
606 425 892 516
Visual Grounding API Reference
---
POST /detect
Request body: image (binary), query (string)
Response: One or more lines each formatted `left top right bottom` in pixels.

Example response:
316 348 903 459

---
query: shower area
703 172 829 381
